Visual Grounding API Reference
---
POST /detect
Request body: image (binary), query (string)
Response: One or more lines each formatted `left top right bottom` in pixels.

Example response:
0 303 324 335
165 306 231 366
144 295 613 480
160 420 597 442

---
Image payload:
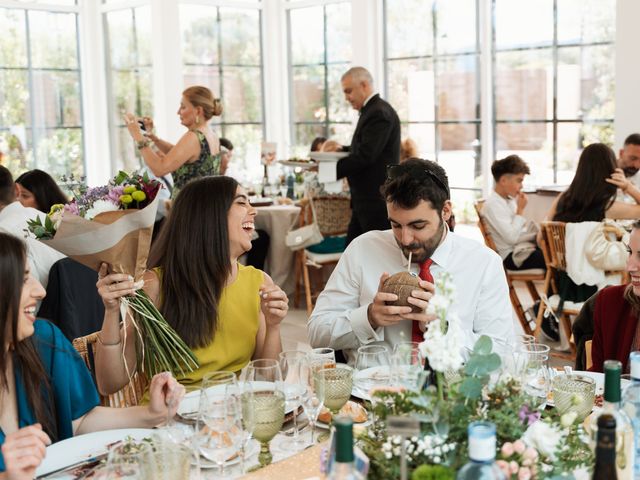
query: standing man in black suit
337 67 401 246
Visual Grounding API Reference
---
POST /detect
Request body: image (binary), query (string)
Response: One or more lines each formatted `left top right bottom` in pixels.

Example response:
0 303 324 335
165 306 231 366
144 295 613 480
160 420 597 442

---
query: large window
494 0 615 186
180 2 264 176
287 1 352 154
384 0 481 219
0 3 84 178
103 4 153 172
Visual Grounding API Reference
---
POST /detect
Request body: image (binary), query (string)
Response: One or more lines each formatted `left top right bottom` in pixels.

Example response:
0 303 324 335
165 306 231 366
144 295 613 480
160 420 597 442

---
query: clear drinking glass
308 348 336 389
314 363 353 415
391 342 428 391
279 350 308 451
106 442 155 479
301 357 324 445
354 345 391 395
242 382 285 468
516 343 551 409
148 442 191 480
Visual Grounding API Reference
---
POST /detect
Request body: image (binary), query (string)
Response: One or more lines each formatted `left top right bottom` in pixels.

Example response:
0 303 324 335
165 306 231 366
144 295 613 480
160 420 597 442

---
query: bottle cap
603 360 622 402
334 416 355 463
468 421 496 462
630 351 640 379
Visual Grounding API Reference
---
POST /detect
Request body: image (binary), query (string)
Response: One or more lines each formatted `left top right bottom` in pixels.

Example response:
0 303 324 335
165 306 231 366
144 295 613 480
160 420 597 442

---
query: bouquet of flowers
27 171 199 378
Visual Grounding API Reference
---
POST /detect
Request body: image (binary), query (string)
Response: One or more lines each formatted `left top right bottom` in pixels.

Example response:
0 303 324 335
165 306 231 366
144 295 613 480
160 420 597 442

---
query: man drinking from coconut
308 158 514 366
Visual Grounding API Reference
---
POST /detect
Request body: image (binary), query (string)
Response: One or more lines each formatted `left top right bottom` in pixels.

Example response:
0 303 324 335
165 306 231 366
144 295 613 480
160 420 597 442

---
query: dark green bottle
593 414 618 480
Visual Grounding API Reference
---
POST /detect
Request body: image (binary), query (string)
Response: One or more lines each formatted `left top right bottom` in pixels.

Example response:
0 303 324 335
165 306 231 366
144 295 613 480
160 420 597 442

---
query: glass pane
556 122 583 185
437 54 478 121
327 64 352 123
327 123 353 146
29 10 78 69
557 0 615 44
326 2 351 63
220 8 261 65
111 69 153 124
134 6 152 67
35 128 83 178
114 125 140 172
437 123 480 189
436 0 477 55
221 124 262 180
183 65 221 96
385 0 434 58
180 4 219 66
0 70 29 127
291 65 325 123
403 123 436 160
289 6 324 65
387 58 435 122
494 0 553 49
495 49 553 121
105 9 135 69
293 123 325 151
0 8 27 68
496 122 553 186
220 67 262 123
0 128 31 174
31 70 81 128
451 188 481 225
557 45 615 121
580 122 614 151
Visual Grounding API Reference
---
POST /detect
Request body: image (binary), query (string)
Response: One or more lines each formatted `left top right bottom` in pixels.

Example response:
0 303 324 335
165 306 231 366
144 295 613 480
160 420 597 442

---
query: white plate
194 439 260 468
352 366 392 401
178 382 297 418
309 151 348 162
36 428 154 477
278 159 316 168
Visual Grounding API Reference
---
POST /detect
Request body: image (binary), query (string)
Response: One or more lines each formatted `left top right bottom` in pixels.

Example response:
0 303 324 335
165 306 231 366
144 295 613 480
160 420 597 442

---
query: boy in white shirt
483 155 545 271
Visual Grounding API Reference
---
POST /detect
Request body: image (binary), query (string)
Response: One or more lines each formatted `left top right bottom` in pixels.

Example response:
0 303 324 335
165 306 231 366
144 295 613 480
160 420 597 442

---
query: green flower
120 194 133 205
48 203 65 215
123 185 137 194
131 190 146 202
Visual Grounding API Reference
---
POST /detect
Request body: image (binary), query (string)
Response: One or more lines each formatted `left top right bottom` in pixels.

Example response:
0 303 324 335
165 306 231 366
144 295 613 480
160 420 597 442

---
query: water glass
149 442 191 480
355 345 391 394
314 363 353 414
516 343 551 409
552 374 596 421
242 383 285 468
279 350 308 451
242 358 283 385
391 342 428 391
308 348 336 389
106 442 155 479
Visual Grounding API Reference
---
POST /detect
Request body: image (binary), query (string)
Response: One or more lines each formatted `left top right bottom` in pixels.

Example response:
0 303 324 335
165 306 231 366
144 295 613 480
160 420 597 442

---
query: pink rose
510 461 519 474
501 442 515 457
523 447 538 461
522 458 532 467
513 439 526 454
518 467 532 480
496 460 510 477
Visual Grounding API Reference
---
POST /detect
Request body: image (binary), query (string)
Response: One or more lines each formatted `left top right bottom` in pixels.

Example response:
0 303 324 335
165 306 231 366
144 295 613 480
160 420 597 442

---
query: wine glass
301 357 324 445
226 383 255 475
516 343 551 409
242 358 283 385
196 390 243 478
354 345 391 396
242 381 285 468
279 350 308 452
391 342 428 392
202 371 237 391
313 364 353 415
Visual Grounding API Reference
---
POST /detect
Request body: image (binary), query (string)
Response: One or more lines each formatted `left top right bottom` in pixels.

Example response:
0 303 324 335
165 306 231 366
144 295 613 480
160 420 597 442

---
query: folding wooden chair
294 196 352 315
474 200 545 336
73 332 147 408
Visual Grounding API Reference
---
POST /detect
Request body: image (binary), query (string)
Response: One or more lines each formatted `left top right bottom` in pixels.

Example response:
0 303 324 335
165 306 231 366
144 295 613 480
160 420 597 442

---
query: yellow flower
48 204 65 215
120 194 133 205
131 190 146 202
123 185 137 194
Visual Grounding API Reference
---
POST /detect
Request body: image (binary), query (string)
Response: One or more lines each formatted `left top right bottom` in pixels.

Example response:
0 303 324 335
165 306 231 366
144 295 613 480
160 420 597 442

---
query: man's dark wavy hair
381 158 450 212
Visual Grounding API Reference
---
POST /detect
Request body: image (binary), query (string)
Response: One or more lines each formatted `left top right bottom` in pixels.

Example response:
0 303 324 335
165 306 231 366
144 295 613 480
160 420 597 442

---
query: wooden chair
585 340 593 370
474 200 545 336
72 332 147 408
535 221 627 361
294 196 352 315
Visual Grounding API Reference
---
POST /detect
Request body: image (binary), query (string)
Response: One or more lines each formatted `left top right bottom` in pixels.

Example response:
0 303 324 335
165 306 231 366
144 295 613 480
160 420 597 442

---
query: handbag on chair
285 193 324 251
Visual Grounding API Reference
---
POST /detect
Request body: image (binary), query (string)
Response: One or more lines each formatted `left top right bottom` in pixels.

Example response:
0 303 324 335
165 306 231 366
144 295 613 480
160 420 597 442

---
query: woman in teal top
0 233 184 478
123 85 227 197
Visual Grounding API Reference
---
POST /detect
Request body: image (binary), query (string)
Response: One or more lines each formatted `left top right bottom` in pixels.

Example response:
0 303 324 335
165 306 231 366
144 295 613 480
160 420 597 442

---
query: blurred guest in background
219 137 233 176
616 133 640 203
337 66 400 246
124 85 223 196
14 170 68 214
399 138 419 163
310 136 327 152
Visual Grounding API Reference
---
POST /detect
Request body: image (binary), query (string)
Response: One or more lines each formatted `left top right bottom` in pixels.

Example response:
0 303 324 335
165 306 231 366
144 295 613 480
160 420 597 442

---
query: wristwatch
136 138 152 150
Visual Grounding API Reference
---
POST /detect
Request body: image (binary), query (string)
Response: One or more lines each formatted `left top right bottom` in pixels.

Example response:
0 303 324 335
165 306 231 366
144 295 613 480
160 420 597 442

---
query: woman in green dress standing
124 85 226 196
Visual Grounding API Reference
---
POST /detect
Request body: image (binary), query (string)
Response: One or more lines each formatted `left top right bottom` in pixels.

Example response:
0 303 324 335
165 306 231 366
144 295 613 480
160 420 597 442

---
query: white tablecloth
255 205 301 296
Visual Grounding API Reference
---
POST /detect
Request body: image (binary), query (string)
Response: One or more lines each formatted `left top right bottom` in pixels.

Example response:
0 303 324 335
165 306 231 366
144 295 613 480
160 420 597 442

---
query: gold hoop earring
195 115 200 125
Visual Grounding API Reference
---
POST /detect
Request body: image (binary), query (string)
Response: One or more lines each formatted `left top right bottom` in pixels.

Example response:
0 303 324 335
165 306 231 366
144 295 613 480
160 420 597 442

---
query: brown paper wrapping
41 195 159 281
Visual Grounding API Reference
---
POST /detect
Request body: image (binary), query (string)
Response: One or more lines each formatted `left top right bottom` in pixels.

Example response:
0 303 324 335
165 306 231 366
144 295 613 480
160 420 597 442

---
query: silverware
36 452 108 479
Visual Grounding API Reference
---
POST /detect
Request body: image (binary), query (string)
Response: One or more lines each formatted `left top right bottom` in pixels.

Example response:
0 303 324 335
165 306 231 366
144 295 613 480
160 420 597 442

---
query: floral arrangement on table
27 171 199 378
357 274 593 480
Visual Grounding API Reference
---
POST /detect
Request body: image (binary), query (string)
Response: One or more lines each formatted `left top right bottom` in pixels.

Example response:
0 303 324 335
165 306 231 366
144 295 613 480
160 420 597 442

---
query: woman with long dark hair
545 143 640 222
0 233 183 477
14 170 68 213
94 176 288 395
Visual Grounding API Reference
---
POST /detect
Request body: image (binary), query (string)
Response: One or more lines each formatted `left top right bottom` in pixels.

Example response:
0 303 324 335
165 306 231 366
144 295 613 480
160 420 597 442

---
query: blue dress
0 320 100 471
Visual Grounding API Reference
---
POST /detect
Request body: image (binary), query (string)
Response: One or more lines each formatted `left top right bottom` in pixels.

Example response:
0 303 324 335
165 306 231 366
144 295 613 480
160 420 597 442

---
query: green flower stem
436 371 444 402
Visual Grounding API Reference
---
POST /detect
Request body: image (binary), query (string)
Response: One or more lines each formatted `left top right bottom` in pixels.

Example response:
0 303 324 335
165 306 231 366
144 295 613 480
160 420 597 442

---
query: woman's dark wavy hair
148 176 238 348
15 169 69 213
0 233 56 439
553 143 617 223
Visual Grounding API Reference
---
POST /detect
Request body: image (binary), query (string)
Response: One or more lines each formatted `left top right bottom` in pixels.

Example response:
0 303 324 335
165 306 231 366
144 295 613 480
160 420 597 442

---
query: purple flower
64 202 79 216
518 405 540 426
107 186 125 204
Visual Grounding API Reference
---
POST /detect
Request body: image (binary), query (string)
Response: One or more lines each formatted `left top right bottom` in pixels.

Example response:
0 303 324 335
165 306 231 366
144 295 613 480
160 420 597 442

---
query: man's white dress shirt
482 191 537 260
616 170 640 203
308 229 514 366
0 201 65 287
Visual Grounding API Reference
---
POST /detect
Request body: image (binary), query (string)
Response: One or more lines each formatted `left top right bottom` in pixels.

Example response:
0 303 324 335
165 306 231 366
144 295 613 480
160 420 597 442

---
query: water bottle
456 422 506 479
623 351 640 479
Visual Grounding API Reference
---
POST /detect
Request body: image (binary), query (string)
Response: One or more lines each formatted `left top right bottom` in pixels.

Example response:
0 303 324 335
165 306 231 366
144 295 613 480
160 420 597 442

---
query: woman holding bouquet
0 232 184 478
124 85 223 196
94 176 288 395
